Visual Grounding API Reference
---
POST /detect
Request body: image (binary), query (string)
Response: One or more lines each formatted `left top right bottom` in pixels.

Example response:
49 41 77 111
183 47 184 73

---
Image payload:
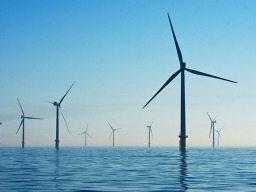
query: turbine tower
16 99 42 148
107 121 120 147
207 113 216 148
46 82 75 149
79 124 92 147
216 127 223 147
147 121 153 147
143 13 237 151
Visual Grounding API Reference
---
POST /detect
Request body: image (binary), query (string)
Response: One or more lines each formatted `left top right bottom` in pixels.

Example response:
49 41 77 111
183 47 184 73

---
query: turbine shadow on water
54 150 62 191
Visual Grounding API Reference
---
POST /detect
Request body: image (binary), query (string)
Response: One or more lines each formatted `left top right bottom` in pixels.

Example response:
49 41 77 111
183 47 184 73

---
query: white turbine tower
216 127 223 147
147 121 153 147
207 113 216 148
107 122 120 147
79 124 92 147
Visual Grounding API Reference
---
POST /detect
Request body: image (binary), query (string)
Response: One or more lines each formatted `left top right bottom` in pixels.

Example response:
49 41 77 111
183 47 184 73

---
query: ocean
0 147 256 191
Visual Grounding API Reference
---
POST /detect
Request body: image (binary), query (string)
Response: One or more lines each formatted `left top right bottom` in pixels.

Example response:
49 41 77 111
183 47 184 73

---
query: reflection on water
1 147 256 191
54 150 62 191
179 151 188 191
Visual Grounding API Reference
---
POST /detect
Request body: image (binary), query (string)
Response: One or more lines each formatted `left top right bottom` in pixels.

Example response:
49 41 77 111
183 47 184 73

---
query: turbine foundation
55 141 59 149
179 136 187 151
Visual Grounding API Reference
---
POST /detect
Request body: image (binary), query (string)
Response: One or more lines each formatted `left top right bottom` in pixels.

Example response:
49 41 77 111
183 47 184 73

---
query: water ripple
0 147 256 191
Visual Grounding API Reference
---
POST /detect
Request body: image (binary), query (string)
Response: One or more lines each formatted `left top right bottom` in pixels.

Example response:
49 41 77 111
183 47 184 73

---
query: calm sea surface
0 147 256 191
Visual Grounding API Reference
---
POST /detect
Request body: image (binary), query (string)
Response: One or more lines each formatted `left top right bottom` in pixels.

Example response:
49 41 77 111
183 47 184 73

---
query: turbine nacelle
53 102 59 106
21 115 24 119
180 62 186 69
113 128 120 132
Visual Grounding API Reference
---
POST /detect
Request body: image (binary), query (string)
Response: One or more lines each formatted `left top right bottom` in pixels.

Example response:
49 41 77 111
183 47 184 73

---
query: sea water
0 147 256 191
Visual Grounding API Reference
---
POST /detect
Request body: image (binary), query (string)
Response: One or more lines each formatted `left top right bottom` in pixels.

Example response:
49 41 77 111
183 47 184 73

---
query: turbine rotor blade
219 126 224 132
25 117 43 120
59 107 70 133
107 121 114 131
167 13 183 64
108 131 113 141
44 101 54 105
17 98 24 115
16 119 24 134
86 123 88 132
207 112 213 122
185 68 237 83
59 81 76 105
150 121 153 127
86 132 93 139
209 123 213 138
150 128 153 138
143 69 181 109
78 132 86 135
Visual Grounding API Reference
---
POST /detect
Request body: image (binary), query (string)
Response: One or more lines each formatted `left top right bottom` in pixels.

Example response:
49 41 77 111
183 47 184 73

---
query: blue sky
0 0 256 147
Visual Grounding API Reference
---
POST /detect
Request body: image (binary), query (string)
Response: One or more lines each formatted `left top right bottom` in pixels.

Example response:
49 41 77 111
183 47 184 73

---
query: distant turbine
207 113 216 148
45 82 75 149
16 99 42 148
147 121 153 147
216 127 223 147
79 124 92 147
143 13 237 151
107 121 120 147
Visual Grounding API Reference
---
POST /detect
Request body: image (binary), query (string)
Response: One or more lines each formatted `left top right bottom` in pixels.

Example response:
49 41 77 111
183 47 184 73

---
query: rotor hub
53 102 58 106
181 62 186 69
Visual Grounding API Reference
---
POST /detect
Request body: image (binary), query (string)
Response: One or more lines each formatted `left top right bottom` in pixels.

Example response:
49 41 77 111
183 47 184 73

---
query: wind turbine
45 82 75 149
147 121 153 147
79 124 92 147
143 13 237 151
216 127 223 147
207 113 216 148
16 99 43 148
107 121 120 147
